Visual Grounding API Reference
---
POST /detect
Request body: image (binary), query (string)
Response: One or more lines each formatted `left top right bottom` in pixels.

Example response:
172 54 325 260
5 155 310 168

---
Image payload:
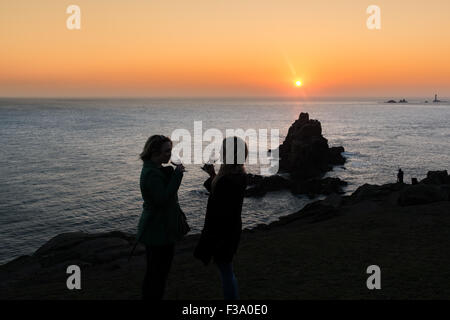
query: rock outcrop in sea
278 112 345 179
245 112 347 197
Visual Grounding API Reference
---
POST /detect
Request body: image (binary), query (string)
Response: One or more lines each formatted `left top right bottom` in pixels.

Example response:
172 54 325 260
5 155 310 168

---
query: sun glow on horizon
1 0 450 97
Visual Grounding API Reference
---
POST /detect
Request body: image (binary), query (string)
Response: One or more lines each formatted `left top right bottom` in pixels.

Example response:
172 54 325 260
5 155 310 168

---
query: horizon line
0 95 448 101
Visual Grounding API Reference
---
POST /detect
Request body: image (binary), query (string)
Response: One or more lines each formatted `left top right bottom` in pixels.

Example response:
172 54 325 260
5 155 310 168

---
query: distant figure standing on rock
194 137 248 300
397 168 404 184
136 135 186 300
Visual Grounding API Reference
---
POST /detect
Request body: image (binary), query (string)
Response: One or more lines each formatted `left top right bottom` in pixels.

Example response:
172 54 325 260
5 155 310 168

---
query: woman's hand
174 163 185 173
201 163 216 177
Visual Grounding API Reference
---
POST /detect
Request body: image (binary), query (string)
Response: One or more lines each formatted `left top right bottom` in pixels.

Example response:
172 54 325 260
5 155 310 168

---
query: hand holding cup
201 163 216 177
171 154 186 173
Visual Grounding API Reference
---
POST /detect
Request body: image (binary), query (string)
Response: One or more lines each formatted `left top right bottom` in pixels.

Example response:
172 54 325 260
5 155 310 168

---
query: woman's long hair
140 135 172 161
211 136 248 191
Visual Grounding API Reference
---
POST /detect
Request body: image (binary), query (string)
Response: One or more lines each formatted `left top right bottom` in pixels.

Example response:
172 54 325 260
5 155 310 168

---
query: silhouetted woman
136 135 185 300
194 136 248 300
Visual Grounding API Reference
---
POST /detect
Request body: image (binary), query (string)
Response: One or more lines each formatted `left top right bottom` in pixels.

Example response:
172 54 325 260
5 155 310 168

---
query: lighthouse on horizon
433 94 441 103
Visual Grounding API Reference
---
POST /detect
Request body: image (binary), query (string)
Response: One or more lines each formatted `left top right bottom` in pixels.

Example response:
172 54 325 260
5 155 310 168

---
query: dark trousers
216 262 239 300
142 244 175 300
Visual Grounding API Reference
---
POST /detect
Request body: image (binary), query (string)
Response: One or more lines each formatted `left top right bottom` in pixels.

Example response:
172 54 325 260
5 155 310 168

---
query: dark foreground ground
1 172 450 300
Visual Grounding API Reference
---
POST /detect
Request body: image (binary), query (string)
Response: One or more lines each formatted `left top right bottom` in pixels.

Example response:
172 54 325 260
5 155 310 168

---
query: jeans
142 244 175 300
216 262 239 300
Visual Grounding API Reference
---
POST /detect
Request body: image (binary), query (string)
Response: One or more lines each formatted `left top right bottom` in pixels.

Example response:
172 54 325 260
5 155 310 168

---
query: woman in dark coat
136 135 185 300
194 136 248 300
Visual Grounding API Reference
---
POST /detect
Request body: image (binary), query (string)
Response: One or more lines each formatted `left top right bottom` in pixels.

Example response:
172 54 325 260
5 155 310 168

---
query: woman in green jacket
136 135 185 300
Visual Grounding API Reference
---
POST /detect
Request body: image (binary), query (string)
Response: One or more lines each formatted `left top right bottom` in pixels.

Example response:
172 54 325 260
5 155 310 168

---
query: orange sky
1 0 450 98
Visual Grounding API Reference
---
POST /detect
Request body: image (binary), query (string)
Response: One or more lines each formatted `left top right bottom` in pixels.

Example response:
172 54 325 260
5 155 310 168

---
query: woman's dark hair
140 135 172 161
212 136 248 191
220 136 249 165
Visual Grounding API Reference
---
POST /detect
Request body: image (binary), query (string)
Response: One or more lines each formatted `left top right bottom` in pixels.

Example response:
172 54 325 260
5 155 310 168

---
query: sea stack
278 112 346 179
245 112 347 197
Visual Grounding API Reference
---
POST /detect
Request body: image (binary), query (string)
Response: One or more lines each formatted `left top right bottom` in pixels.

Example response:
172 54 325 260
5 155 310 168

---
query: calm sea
1 98 449 264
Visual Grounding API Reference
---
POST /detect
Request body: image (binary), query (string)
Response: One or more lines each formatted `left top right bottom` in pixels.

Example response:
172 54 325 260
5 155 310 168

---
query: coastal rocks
0 231 146 293
329 146 346 165
347 170 450 207
245 174 347 198
27 231 141 268
398 184 448 206
245 174 292 197
321 193 343 208
278 112 346 179
290 177 348 197
420 170 449 185
398 171 450 206
249 199 341 229
350 183 406 203
275 200 340 225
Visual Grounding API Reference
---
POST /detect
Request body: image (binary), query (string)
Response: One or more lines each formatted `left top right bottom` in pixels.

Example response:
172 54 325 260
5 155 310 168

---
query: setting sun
295 80 302 87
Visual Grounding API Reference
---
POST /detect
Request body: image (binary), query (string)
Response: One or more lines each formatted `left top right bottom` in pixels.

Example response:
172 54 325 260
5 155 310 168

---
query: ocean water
1 98 449 264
